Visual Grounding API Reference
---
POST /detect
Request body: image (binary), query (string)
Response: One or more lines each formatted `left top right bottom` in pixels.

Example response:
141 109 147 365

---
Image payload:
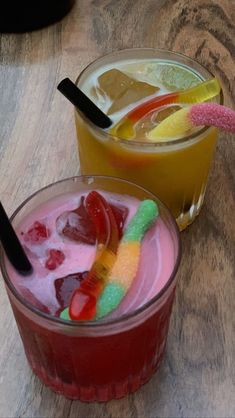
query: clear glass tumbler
0 176 181 401
75 49 223 230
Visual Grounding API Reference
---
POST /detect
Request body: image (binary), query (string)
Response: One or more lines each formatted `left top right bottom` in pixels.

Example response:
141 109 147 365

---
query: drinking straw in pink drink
0 202 32 275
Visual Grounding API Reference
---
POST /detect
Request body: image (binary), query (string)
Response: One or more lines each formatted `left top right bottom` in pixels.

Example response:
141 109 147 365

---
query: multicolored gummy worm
147 103 235 140
60 190 119 321
109 78 221 140
96 199 159 319
60 198 158 321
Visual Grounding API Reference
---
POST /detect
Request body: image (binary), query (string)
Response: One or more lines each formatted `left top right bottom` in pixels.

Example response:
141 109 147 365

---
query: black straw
0 202 33 276
57 78 112 129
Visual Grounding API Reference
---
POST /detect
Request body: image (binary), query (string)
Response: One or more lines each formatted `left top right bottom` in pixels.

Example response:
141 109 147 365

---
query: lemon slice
147 107 193 141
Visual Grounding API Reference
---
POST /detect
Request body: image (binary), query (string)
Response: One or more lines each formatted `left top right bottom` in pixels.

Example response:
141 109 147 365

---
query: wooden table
0 1 234 416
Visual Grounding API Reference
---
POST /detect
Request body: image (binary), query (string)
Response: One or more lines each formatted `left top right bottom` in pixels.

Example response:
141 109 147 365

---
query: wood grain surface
0 0 234 417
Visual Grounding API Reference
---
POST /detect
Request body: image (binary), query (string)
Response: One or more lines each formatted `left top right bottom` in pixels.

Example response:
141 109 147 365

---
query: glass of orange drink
74 49 223 230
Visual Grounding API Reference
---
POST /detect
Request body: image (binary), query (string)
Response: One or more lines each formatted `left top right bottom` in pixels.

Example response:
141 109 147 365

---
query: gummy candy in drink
96 199 159 318
109 78 221 140
128 78 221 121
66 191 119 320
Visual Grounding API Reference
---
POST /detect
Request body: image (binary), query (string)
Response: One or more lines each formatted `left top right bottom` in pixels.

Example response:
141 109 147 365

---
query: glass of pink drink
0 176 181 402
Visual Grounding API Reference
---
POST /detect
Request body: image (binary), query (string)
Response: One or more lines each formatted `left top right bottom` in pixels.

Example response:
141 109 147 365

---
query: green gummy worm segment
96 282 125 319
123 199 158 242
60 307 70 320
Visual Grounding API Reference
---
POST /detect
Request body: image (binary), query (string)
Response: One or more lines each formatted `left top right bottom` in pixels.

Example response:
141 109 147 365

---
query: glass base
176 193 205 231
29 354 164 402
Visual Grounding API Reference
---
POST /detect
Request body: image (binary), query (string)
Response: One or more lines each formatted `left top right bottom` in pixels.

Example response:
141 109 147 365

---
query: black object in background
0 0 75 33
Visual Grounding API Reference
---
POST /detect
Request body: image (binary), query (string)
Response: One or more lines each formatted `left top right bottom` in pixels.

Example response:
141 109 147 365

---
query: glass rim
0 175 181 329
75 47 224 147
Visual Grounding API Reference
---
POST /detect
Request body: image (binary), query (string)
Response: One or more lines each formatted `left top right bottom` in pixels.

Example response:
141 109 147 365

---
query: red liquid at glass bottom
11 289 175 402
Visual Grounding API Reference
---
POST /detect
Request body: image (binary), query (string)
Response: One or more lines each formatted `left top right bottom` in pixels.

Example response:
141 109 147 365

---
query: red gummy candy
45 249 65 270
69 191 119 320
127 91 179 122
54 271 87 309
56 196 128 245
69 291 97 321
24 221 50 244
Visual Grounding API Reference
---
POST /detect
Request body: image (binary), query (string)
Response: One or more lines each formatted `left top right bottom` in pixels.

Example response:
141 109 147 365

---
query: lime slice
122 61 202 91
155 64 201 91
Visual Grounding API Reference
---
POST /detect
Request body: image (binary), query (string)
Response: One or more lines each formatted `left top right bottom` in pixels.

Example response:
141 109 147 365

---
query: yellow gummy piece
109 241 140 290
93 247 117 279
177 78 221 103
109 118 135 140
147 107 193 140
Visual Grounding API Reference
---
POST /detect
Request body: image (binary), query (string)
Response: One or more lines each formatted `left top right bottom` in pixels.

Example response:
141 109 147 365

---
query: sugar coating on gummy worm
189 103 235 133
96 199 159 319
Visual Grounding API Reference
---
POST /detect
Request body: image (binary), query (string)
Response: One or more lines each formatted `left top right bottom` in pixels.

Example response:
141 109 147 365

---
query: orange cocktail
75 49 222 230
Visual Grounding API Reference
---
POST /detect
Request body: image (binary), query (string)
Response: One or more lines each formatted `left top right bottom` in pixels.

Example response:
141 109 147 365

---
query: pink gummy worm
190 103 235 133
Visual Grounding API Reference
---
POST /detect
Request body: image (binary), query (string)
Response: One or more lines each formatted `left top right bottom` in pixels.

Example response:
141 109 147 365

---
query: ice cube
54 272 88 310
56 196 128 244
154 105 182 123
56 196 96 245
134 117 157 141
98 69 159 114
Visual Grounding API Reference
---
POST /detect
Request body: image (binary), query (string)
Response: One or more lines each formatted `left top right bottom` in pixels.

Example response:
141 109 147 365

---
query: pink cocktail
0 176 181 401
